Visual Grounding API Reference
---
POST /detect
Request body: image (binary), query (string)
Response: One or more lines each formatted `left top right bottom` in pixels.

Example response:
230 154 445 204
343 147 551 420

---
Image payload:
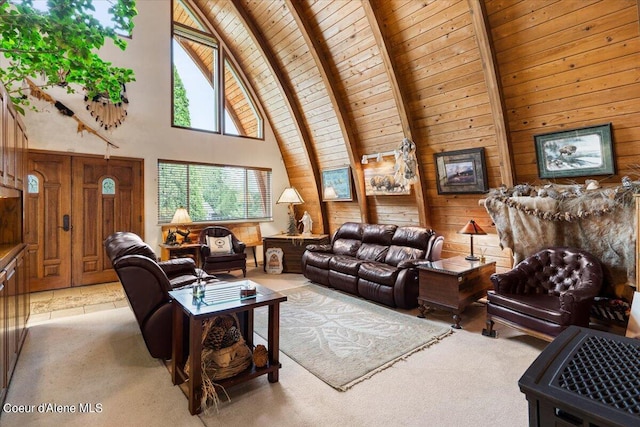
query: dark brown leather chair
483 247 603 342
199 226 247 277
104 232 212 359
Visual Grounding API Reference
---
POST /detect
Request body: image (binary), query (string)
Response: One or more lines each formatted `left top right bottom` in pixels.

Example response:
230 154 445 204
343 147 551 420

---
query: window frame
171 0 264 140
157 159 273 224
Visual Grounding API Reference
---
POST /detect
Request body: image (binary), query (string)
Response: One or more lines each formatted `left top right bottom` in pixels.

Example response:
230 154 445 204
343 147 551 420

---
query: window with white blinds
158 160 272 223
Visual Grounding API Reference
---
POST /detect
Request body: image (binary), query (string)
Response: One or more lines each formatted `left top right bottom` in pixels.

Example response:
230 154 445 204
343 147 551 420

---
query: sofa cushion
333 238 362 257
362 224 397 245
329 255 363 275
359 262 399 287
487 291 564 325
356 244 388 262
303 251 334 269
386 227 433 265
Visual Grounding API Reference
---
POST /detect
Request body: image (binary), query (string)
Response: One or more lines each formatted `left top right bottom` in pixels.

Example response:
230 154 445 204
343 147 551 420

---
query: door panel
71 156 143 286
26 153 71 291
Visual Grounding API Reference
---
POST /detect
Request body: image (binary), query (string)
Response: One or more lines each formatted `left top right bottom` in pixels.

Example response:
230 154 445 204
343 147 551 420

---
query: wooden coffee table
169 280 287 415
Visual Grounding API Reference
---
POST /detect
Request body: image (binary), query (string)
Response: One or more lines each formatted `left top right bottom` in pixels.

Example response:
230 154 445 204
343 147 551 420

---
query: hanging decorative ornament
84 85 129 132
394 137 418 186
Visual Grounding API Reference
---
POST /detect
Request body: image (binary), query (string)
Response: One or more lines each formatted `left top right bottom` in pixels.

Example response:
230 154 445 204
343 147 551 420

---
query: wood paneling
186 0 640 272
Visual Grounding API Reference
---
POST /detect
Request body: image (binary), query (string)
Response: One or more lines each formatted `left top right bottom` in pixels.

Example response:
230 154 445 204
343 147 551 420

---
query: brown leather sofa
483 247 603 341
104 231 214 359
301 222 441 309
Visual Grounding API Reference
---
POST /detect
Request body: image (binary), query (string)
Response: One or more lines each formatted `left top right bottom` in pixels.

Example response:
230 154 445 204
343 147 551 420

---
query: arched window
27 174 39 193
102 177 116 195
171 0 263 139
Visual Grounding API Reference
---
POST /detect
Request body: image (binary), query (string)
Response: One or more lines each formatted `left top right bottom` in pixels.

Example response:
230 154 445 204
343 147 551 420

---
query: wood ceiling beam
468 0 515 187
227 0 327 231
362 0 430 227
286 0 369 223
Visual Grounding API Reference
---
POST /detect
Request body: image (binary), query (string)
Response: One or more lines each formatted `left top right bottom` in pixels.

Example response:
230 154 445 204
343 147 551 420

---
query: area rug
30 287 126 314
254 284 452 391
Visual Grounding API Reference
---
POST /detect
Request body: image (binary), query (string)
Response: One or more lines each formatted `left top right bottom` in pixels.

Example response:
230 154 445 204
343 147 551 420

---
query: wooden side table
262 234 329 273
169 280 287 415
159 243 201 265
417 256 496 329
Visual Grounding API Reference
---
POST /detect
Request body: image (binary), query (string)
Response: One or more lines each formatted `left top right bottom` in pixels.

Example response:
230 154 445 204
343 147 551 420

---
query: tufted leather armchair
199 226 247 277
483 247 603 341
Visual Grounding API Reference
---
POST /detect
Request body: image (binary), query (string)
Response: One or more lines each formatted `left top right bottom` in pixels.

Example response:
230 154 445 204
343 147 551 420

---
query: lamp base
465 255 480 261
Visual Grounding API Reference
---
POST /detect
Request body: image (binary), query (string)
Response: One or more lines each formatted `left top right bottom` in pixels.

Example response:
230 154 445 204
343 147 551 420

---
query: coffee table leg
452 314 462 329
188 316 203 415
267 302 281 383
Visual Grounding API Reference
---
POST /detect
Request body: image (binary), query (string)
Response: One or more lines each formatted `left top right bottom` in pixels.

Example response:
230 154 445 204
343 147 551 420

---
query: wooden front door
26 152 143 291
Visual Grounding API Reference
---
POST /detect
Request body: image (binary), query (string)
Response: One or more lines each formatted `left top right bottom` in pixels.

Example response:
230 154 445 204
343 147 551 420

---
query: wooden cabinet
262 234 329 273
418 256 495 329
0 82 29 407
0 246 28 405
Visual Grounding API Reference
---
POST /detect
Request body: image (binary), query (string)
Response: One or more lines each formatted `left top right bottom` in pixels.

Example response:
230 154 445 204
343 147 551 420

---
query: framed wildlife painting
434 148 488 194
321 166 353 201
534 123 614 179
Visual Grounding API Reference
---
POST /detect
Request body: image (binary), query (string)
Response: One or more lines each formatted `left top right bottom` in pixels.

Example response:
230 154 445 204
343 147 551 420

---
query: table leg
245 309 254 349
188 316 203 415
171 303 184 385
267 302 281 383
452 314 462 329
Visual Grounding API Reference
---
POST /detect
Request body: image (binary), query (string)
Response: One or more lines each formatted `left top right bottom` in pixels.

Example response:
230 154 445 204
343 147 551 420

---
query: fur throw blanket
484 182 638 293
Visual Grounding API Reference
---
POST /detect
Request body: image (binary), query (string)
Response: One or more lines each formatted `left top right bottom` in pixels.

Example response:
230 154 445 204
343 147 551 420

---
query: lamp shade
171 207 192 224
323 186 338 200
458 220 486 235
277 187 304 205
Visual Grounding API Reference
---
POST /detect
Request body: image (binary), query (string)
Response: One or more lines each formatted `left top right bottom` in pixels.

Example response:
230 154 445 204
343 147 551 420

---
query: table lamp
277 187 304 236
171 206 193 243
458 219 486 261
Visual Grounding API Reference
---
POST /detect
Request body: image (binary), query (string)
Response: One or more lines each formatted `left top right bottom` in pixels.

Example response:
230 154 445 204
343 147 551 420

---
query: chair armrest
201 245 211 257
490 269 529 294
559 283 601 307
305 244 332 253
233 239 246 253
397 259 423 269
158 258 197 277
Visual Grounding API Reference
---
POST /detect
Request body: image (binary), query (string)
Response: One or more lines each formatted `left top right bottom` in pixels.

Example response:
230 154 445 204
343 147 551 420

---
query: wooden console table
417 256 496 329
262 234 329 273
159 243 201 265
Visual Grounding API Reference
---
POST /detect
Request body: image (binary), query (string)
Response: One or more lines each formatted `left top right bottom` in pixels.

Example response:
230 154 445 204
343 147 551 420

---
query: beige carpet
3 268 548 426
254 284 452 390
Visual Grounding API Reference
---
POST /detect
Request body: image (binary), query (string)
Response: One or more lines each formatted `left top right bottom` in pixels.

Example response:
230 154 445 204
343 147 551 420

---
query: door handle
62 214 71 231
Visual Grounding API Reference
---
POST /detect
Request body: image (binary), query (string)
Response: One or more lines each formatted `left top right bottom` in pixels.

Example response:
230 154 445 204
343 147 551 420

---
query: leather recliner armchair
104 231 213 359
199 226 247 277
483 247 603 341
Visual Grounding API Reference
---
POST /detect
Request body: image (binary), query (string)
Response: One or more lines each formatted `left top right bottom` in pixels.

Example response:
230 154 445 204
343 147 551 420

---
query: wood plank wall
487 0 640 185
188 0 640 273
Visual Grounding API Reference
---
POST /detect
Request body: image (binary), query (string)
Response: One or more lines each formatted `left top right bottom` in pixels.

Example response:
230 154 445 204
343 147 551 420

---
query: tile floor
28 281 129 326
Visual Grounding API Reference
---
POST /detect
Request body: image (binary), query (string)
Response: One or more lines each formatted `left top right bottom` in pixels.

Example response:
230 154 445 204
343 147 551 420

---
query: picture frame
534 123 614 179
434 148 488 195
364 159 411 196
321 166 353 201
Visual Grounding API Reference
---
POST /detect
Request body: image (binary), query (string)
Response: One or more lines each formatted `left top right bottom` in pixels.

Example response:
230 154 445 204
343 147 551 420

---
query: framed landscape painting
321 166 353 201
434 148 488 194
534 123 614 179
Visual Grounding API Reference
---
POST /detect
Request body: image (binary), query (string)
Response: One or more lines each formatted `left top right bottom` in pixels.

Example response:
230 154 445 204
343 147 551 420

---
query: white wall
20 2 290 258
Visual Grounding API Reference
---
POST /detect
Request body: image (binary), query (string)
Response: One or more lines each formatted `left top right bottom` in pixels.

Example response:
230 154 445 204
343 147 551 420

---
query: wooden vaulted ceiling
184 0 640 266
